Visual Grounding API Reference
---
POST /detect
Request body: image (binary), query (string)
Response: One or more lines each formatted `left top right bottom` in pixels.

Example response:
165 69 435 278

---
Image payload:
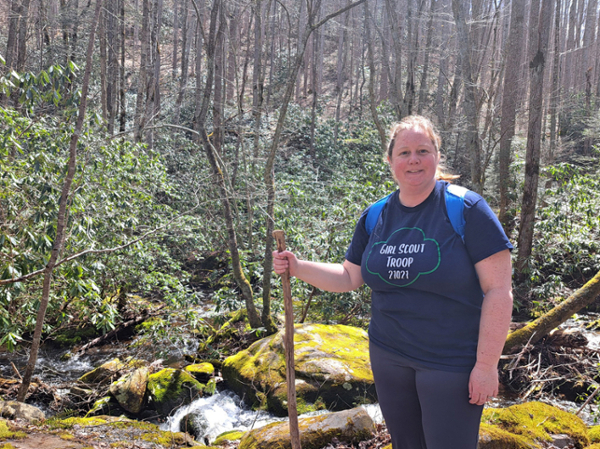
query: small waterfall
161 390 384 444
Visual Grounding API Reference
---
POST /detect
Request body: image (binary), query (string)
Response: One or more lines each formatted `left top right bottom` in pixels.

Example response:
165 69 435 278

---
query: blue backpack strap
365 192 394 235
366 185 467 240
445 184 468 241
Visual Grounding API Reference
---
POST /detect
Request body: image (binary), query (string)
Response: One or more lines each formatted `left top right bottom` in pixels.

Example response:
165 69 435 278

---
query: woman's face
388 126 440 193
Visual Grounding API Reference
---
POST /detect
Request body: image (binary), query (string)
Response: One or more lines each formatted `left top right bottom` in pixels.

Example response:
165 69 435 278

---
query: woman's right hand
272 250 299 277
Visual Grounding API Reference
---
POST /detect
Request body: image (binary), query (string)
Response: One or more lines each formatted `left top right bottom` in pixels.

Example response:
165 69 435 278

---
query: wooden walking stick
273 230 302 449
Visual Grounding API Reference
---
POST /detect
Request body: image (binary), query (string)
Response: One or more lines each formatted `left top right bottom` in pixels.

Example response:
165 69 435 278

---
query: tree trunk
384 0 404 118
364 2 386 152
452 0 483 192
515 0 554 284
504 268 600 354
261 0 368 334
417 0 436 115
119 0 127 133
173 0 180 79
174 0 190 125
334 3 350 141
17 0 102 401
134 0 151 142
498 0 526 228
195 0 262 330
548 0 561 162
15 0 31 73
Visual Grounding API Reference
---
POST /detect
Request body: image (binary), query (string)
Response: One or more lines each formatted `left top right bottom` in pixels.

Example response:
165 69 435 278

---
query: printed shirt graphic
365 227 440 288
345 181 513 372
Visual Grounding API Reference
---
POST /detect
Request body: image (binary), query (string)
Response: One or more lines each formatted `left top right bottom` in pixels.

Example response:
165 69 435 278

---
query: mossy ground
590 425 600 442
0 420 25 440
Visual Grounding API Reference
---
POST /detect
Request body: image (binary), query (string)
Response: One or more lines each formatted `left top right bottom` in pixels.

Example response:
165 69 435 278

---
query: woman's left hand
468 362 499 406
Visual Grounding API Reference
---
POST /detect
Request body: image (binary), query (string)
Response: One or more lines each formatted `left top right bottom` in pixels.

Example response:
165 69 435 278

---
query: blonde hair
387 115 459 182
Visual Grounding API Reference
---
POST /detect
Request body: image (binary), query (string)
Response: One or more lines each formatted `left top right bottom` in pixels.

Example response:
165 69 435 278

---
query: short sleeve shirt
345 181 513 372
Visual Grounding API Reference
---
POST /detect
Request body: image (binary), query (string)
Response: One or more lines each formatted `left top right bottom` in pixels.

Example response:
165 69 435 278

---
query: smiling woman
273 115 514 449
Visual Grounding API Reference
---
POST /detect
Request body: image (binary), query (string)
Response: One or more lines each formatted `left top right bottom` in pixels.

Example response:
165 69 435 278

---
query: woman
273 115 513 449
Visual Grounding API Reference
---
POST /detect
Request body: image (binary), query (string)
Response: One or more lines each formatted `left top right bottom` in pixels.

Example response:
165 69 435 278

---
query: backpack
365 184 468 241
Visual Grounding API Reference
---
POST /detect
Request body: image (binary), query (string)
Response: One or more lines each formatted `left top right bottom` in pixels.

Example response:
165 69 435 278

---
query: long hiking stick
273 230 302 449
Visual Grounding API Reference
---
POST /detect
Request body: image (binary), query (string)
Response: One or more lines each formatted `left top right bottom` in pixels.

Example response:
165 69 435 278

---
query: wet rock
180 411 210 441
86 396 124 417
184 362 215 383
0 400 45 423
147 368 205 417
109 367 148 414
78 358 124 386
238 406 375 449
222 323 376 416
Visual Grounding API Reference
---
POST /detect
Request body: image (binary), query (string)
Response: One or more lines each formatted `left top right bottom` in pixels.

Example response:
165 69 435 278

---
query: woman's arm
468 249 513 405
273 250 364 293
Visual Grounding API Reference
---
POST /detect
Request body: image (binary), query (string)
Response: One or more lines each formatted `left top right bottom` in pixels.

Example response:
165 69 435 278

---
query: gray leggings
370 342 483 449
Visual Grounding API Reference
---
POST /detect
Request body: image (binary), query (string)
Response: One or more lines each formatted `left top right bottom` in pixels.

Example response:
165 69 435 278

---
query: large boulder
238 406 375 449
0 401 45 423
147 368 205 417
223 323 376 416
109 367 149 414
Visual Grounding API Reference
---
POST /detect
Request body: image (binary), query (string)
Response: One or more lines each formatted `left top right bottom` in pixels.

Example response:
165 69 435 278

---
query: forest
1 0 600 447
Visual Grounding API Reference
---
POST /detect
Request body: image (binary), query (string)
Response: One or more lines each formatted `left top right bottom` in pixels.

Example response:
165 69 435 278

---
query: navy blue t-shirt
345 181 513 372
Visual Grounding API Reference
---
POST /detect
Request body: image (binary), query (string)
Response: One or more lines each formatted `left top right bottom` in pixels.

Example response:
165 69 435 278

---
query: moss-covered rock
185 363 215 383
0 419 26 440
147 368 205 417
109 367 148 414
213 430 245 445
478 422 533 448
238 406 375 449
481 402 590 448
85 396 124 417
222 324 376 416
590 425 600 442
78 358 125 386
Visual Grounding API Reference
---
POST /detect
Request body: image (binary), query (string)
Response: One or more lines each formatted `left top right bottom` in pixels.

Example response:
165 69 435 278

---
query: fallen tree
503 268 600 354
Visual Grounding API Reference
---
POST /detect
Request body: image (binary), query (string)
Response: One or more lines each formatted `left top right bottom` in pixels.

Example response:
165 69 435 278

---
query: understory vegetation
1 71 600 356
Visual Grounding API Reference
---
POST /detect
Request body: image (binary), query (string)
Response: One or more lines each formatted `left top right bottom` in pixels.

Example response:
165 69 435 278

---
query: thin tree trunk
515 0 554 284
119 0 126 133
134 0 151 142
499 0 526 227
548 0 561 161
194 0 262 330
17 0 102 401
261 0 368 333
364 2 386 152
452 0 483 192
417 0 436 115
384 0 404 118
174 0 190 125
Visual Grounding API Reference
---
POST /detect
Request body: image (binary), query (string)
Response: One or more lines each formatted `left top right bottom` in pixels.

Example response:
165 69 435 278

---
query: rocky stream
3 314 600 449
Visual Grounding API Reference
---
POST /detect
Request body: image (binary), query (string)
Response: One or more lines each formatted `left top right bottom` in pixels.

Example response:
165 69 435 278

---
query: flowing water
159 390 384 444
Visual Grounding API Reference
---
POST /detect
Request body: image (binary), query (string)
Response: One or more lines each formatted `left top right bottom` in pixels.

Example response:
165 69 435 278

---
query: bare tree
17 0 103 401
498 0 526 227
515 0 554 285
452 0 483 192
